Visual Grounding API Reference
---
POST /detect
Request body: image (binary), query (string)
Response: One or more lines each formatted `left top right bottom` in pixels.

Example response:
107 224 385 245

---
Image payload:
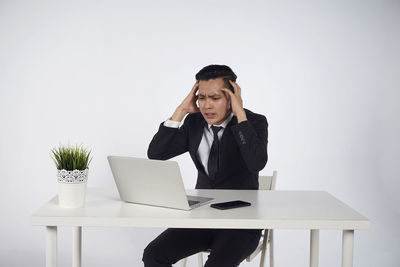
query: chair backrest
258 170 277 191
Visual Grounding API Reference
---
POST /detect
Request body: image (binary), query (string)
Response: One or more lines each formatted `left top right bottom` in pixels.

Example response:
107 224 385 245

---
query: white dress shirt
164 113 234 175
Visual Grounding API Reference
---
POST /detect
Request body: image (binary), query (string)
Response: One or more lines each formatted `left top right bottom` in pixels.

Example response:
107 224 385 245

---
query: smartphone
210 200 251 210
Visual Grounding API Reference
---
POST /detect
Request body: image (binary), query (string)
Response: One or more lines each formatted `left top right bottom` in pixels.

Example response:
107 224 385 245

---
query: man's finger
191 81 199 93
229 80 240 95
236 84 241 96
221 88 234 99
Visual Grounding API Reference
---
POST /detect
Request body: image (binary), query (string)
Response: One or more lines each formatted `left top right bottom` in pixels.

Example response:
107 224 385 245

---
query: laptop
107 156 214 210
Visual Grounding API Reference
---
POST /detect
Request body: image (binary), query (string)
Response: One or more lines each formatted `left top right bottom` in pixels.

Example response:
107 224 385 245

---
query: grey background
1 0 399 266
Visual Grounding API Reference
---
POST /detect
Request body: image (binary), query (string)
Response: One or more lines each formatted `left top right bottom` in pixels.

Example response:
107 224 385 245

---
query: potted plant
51 144 92 208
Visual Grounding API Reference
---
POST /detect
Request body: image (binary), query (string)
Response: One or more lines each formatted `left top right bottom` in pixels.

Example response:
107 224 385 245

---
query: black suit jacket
147 109 268 190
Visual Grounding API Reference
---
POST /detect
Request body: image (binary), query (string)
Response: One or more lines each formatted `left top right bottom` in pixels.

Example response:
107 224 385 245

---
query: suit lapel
220 115 237 148
191 114 237 173
191 116 207 171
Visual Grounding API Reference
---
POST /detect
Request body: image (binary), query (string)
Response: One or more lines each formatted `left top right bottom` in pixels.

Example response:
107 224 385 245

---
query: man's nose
204 98 213 108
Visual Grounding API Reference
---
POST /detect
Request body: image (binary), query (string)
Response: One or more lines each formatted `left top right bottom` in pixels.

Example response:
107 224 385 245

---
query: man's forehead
198 89 222 96
198 79 224 95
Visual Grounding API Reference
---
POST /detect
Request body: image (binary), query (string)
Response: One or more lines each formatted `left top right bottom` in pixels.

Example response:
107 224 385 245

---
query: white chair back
258 170 277 190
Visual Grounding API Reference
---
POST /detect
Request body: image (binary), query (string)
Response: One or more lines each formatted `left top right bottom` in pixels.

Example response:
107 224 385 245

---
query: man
143 65 268 267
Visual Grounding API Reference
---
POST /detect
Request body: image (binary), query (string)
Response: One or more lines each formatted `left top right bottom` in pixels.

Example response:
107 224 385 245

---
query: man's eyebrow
198 93 220 97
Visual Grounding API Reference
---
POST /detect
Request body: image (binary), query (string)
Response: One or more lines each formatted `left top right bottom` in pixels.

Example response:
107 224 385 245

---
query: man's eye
212 97 219 100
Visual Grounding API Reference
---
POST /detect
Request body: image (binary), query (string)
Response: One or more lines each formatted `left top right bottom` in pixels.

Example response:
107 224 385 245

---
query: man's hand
171 82 200 122
221 80 247 123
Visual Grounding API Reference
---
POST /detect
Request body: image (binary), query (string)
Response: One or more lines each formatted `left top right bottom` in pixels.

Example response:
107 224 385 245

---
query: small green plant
51 144 92 171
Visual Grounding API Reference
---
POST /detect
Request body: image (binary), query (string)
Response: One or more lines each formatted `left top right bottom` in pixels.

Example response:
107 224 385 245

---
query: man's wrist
236 109 247 123
170 107 187 122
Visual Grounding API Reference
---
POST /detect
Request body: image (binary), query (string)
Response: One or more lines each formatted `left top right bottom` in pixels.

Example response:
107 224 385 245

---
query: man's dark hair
195 64 237 92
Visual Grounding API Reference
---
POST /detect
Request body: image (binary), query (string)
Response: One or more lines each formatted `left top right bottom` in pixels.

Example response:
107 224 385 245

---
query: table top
31 188 370 230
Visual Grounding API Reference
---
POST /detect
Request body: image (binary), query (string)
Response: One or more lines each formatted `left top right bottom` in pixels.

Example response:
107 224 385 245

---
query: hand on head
221 80 246 122
171 82 200 121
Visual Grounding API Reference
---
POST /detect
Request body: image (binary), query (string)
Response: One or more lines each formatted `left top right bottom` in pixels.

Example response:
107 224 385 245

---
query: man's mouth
205 113 216 118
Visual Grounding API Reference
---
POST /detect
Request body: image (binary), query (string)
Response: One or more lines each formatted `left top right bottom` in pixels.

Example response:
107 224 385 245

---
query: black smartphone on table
210 200 251 210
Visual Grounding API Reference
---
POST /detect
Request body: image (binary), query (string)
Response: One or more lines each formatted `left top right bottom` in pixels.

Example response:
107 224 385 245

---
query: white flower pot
57 169 89 208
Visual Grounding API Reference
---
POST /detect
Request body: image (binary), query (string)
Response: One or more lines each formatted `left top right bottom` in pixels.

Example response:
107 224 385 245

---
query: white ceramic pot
57 169 89 208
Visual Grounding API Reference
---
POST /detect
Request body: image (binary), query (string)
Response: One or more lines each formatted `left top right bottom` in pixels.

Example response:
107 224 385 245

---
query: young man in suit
143 65 268 267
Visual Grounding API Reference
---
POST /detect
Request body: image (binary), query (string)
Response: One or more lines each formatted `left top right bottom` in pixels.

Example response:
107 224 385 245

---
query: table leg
73 226 82 267
342 230 354 267
310 229 319 267
46 226 57 267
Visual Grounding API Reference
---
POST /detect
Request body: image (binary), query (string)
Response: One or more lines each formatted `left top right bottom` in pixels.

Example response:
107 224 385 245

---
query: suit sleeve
230 115 268 172
147 118 190 160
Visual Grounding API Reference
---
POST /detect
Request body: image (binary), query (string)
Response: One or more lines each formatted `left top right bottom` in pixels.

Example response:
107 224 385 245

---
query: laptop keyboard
188 200 201 206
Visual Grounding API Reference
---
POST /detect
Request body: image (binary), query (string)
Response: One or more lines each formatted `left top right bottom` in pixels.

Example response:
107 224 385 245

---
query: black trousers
142 228 261 267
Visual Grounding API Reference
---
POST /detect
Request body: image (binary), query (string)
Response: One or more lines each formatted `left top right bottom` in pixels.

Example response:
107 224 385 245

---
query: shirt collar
207 113 234 130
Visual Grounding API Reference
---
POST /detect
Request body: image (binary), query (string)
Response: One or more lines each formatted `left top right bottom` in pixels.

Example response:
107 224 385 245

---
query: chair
179 170 277 267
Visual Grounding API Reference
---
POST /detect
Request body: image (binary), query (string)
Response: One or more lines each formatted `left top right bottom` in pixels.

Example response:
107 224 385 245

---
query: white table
31 188 370 267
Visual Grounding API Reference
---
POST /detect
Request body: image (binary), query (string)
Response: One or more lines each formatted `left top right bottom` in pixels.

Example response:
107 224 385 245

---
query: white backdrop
1 0 399 266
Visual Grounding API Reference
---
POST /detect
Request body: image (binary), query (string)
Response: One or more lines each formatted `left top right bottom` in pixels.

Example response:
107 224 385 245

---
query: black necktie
208 126 222 180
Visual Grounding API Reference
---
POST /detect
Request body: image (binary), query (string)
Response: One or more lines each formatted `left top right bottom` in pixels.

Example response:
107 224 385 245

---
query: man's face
197 78 231 125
